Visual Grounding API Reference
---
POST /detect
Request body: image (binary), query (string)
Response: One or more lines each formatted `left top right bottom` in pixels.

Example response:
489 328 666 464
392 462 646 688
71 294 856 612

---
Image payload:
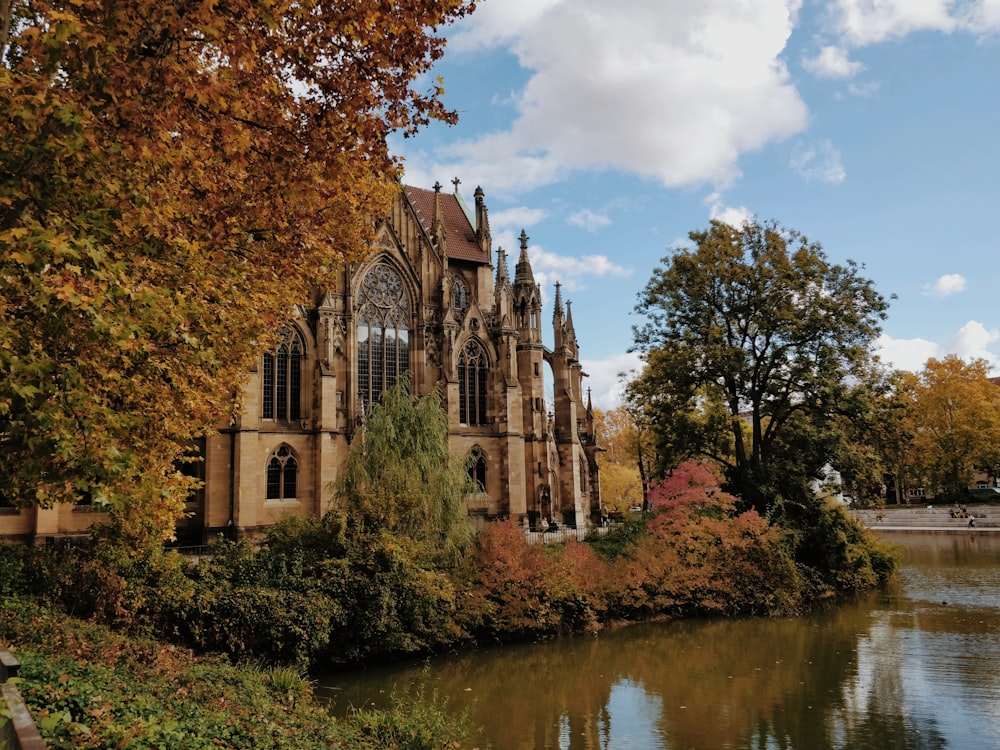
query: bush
0 597 474 750
776 496 900 596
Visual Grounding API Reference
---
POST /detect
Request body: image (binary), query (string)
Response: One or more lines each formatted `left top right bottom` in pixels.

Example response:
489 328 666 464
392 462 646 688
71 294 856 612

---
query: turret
552 281 565 352
512 230 542 344
474 185 492 259
494 246 512 320
432 181 447 267
564 300 579 359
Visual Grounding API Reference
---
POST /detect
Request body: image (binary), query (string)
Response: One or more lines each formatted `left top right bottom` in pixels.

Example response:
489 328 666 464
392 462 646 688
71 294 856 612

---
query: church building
0 182 603 543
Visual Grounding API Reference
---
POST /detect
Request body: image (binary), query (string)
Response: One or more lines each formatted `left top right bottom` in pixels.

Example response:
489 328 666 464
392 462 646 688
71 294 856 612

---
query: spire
586 387 594 419
512 230 541 342
553 282 564 322
474 185 491 258
432 181 447 262
565 299 576 337
513 229 535 287
496 246 510 287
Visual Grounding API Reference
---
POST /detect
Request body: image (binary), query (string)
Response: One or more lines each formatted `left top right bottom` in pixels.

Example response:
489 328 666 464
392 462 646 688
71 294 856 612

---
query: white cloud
490 230 631 299
803 45 864 78
706 192 753 228
876 321 1000 374
568 208 612 232
490 206 548 229
946 320 1000 368
789 139 846 183
923 273 967 297
448 0 563 52
831 0 957 45
876 334 939 372
829 0 1000 46
530 245 631 289
961 0 1000 31
581 352 644 411
406 0 809 195
846 80 881 98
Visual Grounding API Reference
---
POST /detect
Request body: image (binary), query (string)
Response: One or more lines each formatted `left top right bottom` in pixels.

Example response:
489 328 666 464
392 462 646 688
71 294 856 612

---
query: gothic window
357 263 410 408
265 445 297 501
458 339 488 426
452 275 468 311
468 447 487 491
262 327 303 421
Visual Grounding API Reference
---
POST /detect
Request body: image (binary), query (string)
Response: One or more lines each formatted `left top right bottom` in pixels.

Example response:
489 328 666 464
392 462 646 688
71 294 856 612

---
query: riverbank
0 597 473 750
853 504 1000 533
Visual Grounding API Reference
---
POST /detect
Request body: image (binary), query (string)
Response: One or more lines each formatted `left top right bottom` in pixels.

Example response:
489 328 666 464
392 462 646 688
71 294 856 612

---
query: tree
904 356 1000 496
1 0 475 542
334 378 476 568
631 219 891 515
592 406 643 511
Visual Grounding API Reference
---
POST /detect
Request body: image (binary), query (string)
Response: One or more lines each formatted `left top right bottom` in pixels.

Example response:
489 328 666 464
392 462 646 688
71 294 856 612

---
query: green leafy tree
0 0 475 543
626 357 734 481
334 379 476 568
832 368 914 506
631 219 891 515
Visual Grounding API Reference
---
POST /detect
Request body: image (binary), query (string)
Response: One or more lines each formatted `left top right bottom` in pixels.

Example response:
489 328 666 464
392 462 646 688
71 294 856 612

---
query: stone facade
0 182 602 543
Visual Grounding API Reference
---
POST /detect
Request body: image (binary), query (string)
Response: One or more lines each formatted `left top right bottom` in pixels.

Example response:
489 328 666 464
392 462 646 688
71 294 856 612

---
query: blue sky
391 0 1000 410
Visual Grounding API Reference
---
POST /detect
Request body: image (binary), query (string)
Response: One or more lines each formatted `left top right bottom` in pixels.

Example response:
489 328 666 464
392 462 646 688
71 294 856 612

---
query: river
317 532 1000 749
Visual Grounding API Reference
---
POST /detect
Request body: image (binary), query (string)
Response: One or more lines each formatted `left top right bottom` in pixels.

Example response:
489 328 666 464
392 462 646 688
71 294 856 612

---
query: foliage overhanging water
319 532 1000 749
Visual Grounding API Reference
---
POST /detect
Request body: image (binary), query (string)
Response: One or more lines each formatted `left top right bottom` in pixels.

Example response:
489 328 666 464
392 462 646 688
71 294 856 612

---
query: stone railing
0 649 45 750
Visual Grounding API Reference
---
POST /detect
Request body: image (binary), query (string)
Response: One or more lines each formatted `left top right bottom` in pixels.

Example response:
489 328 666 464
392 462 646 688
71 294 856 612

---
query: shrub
0 597 473 750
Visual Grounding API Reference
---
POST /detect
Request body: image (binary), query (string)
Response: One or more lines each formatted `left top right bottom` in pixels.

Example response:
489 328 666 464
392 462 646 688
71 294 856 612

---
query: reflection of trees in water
323 597 943 749
324 604 957 749
319 534 1000 749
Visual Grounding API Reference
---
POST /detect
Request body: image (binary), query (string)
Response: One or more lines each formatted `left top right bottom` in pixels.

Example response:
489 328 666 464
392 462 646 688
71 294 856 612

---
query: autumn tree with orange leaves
0 0 475 542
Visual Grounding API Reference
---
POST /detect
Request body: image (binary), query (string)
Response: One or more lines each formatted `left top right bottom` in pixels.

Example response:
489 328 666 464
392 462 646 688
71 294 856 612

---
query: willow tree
632 219 891 516
0 0 474 542
335 380 476 567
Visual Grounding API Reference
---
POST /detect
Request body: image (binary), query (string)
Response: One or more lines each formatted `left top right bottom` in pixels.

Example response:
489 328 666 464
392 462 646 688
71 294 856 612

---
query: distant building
0 182 603 543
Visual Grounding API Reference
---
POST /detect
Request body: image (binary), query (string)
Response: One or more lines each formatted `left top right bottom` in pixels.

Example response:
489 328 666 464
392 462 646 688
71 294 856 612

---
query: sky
390 0 1000 410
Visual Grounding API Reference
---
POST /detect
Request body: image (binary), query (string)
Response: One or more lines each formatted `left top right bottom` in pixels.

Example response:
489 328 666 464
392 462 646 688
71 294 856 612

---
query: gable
403 185 488 265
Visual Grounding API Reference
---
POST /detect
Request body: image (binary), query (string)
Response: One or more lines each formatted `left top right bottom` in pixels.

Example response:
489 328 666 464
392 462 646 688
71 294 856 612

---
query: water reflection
319 533 1000 749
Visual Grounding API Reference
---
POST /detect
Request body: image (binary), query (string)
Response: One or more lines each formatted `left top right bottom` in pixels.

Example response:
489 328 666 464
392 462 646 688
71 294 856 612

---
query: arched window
262 327 303 421
452 275 468 311
468 446 487 491
265 445 297 501
458 340 488 426
357 263 410 408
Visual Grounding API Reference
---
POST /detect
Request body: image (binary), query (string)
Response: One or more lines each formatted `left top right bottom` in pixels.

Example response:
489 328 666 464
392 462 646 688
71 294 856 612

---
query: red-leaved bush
465 463 802 642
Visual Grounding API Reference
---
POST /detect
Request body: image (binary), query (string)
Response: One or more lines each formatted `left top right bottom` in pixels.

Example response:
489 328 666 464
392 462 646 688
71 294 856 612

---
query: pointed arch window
265 445 297 501
459 340 488 426
262 327 303 421
452 275 468 311
357 262 410 408
468 446 487 491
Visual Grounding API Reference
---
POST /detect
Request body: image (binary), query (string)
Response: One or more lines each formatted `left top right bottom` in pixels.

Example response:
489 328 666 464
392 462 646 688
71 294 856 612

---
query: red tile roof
403 185 488 264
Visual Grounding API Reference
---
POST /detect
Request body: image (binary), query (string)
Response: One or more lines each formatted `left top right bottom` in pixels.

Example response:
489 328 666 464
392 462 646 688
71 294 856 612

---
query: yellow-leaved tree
592 406 644 512
905 356 1000 496
1 0 475 543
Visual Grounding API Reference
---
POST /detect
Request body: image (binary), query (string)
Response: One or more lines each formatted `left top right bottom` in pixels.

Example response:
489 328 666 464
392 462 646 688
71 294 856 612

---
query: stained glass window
357 263 410 407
